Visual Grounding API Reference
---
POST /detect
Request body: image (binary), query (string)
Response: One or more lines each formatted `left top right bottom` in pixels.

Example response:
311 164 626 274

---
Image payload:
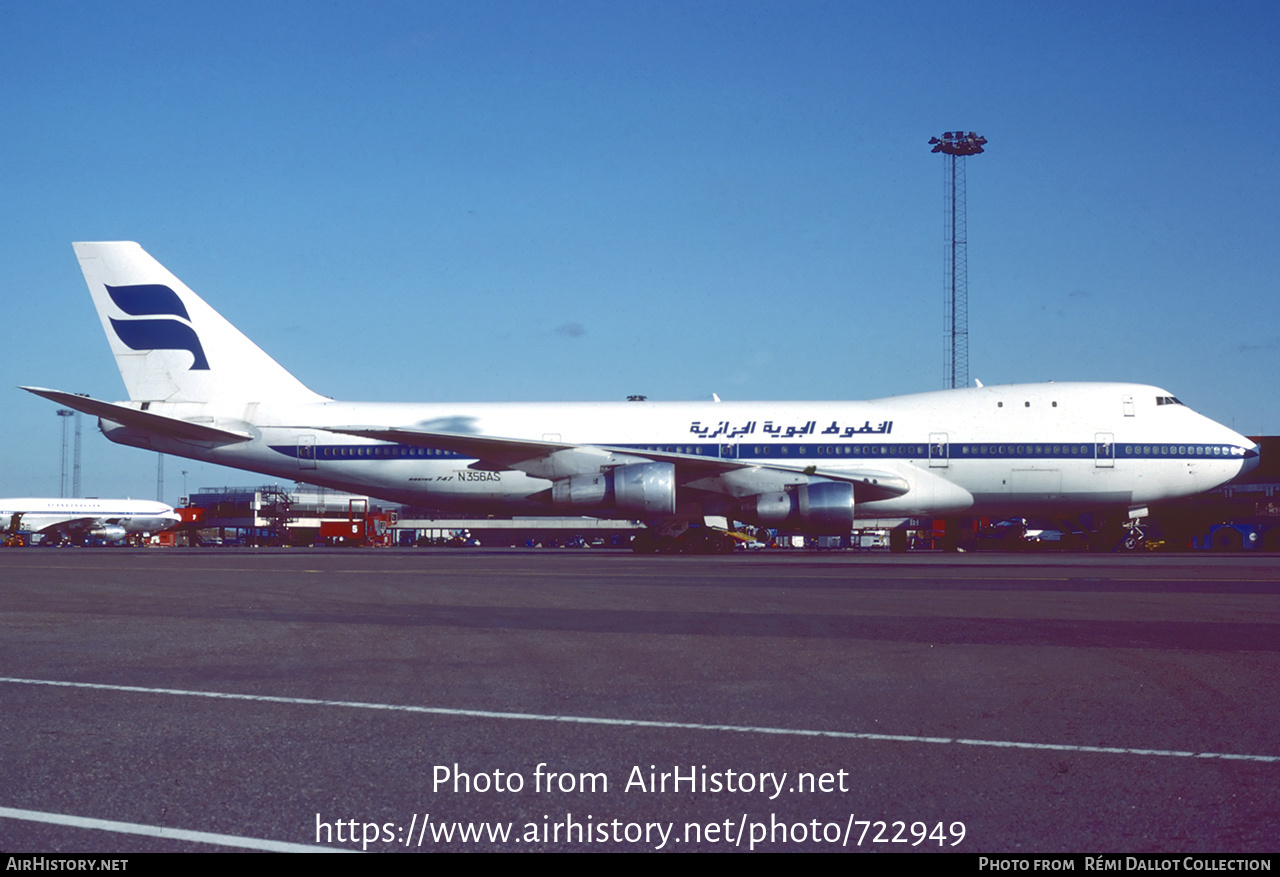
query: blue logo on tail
106 284 209 370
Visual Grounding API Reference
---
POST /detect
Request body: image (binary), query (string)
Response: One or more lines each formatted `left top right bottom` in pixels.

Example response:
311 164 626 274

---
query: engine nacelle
89 524 129 543
552 462 676 518
740 481 855 531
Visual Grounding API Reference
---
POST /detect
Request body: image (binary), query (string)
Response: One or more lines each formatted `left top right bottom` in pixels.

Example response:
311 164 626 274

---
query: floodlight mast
929 131 986 389
56 409 73 497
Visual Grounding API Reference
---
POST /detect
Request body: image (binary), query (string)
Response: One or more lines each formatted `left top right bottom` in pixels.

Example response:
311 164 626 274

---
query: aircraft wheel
697 532 735 554
657 536 681 554
631 532 658 554
675 531 705 554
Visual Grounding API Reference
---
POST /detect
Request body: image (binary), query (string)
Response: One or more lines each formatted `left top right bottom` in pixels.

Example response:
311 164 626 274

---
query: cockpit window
1155 396 1183 406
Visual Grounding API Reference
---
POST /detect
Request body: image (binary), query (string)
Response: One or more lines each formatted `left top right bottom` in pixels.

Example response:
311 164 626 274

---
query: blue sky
2 0 1277 500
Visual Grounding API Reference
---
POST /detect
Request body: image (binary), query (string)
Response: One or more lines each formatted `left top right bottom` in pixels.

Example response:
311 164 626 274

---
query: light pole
929 131 987 390
55 409 74 496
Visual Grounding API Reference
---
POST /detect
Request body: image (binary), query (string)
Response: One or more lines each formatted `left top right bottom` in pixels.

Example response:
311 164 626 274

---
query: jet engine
88 524 129 543
739 481 855 530
552 462 676 517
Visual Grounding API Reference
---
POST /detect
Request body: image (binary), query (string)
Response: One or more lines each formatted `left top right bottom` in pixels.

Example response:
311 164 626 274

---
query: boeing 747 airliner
22 242 1258 551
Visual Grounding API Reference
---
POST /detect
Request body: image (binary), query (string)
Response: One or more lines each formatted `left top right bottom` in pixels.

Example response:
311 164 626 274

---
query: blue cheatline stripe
2 676 1277 764
267 441 1249 462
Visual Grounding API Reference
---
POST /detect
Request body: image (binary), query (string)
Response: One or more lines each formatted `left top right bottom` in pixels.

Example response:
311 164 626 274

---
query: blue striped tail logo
106 284 209 370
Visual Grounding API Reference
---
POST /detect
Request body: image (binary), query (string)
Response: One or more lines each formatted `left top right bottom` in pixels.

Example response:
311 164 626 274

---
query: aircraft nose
1240 441 1262 476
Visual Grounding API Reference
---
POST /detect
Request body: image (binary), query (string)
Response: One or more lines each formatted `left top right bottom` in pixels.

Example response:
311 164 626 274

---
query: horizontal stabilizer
20 387 252 443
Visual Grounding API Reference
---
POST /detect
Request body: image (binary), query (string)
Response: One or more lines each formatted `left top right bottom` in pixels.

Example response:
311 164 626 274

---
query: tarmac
1 548 1277 852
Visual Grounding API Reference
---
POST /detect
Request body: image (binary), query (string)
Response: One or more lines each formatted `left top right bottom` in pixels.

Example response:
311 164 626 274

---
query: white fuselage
97 382 1256 521
39 243 1257 533
0 498 181 540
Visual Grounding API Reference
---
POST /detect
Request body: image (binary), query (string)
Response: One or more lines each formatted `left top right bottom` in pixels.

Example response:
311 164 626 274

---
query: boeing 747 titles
1 497 179 545
22 242 1259 552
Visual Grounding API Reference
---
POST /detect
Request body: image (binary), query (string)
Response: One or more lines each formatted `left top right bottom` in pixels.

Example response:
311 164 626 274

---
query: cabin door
929 432 949 468
1095 433 1115 468
298 434 317 469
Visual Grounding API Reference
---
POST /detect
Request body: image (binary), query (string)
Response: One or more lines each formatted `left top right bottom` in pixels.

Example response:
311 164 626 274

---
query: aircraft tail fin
73 241 324 404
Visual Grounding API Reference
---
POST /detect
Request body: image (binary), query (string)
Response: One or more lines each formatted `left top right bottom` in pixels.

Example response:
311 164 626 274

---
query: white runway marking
0 805 350 852
4 675 1278 764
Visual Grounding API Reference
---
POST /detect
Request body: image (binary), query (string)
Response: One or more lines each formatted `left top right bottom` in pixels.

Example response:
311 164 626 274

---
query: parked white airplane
0 497 180 544
22 242 1259 551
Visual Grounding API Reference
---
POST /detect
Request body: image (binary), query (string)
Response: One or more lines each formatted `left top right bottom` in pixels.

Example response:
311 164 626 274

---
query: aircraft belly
1123 460 1237 505
400 463 546 503
243 441 551 511
1010 468 1062 496
859 465 974 517
968 491 1134 513
902 460 1136 515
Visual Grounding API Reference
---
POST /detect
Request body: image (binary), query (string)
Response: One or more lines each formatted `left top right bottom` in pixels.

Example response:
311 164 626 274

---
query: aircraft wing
327 425 911 501
5 514 106 540
20 387 252 443
33 516 99 536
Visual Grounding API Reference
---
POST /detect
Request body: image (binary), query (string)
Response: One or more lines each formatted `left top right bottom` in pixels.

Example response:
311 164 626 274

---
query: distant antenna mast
929 131 986 389
56 409 74 497
72 412 82 497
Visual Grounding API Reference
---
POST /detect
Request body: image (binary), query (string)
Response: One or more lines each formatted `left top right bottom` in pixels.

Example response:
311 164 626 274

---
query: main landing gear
631 520 739 554
1117 518 1147 551
1099 507 1149 551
